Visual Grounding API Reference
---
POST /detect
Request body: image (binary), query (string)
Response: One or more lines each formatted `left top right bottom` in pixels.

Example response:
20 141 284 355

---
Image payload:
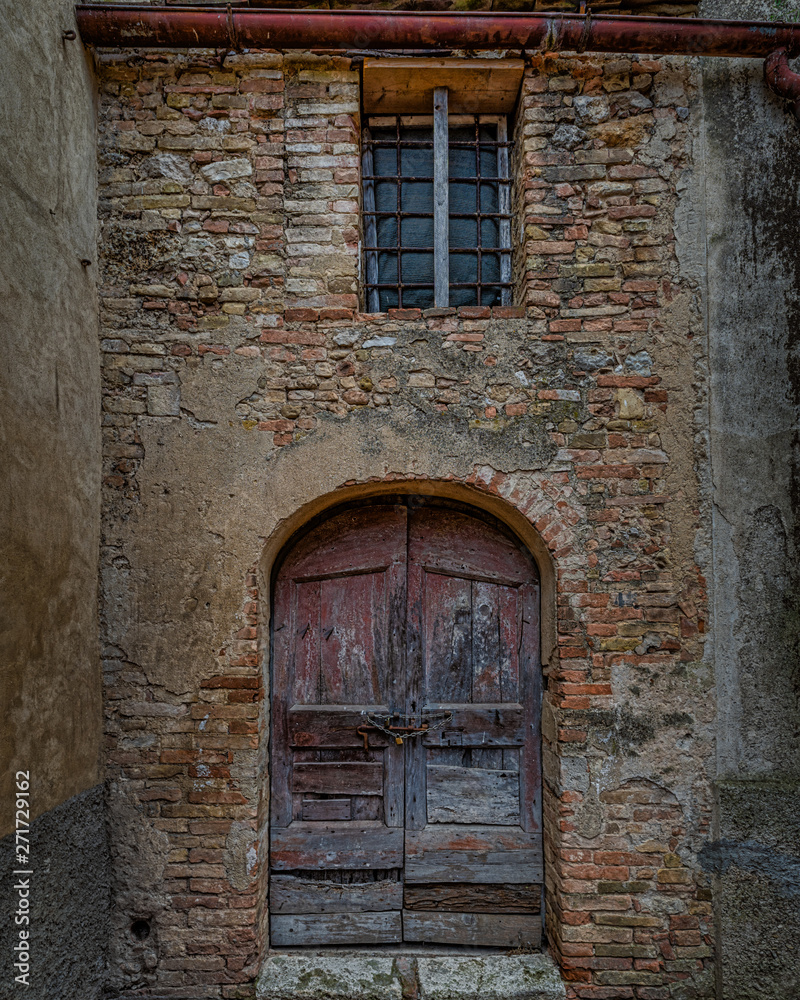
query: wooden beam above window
362 58 524 115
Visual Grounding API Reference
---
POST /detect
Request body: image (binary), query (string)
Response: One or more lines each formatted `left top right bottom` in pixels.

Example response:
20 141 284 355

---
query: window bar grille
497 116 511 307
433 87 449 309
362 130 380 313
362 115 513 310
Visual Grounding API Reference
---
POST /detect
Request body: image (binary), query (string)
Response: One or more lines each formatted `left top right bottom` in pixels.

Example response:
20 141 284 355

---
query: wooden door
403 506 542 947
269 505 407 946
270 500 542 949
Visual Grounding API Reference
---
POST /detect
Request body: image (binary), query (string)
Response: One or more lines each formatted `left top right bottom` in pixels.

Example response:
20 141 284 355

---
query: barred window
362 100 512 313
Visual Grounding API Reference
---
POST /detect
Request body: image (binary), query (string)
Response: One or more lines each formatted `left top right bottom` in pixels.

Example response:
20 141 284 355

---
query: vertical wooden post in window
362 129 380 313
497 117 511 307
433 87 449 308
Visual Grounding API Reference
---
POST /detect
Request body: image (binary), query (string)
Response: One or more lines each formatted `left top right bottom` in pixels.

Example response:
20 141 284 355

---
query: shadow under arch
255 476 560 957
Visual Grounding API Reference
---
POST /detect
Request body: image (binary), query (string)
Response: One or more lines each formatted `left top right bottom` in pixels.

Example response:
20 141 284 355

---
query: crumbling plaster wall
698 2 800 995
0 0 108 996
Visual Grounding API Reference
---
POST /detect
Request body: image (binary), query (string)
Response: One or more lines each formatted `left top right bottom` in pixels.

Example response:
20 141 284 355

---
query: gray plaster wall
699 2 800 992
0 785 110 998
0 0 107 996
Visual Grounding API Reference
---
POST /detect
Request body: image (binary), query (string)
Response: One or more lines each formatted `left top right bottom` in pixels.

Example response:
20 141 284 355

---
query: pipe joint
765 48 800 121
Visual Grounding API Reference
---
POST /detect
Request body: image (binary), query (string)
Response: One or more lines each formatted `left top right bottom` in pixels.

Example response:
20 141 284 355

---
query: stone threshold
258 952 566 1000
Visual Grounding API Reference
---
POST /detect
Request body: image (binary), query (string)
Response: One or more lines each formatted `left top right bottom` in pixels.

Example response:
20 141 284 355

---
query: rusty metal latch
358 712 453 748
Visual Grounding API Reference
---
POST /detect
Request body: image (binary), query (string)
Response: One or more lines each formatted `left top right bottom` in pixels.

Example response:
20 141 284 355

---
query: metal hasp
74 7 800 123
765 48 800 121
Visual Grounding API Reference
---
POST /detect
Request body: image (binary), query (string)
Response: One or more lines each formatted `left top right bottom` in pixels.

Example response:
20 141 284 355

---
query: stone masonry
97 41 714 1000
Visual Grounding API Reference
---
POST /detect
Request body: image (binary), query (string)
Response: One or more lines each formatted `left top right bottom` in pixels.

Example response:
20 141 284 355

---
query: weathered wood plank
405 551 427 831
405 823 539 852
410 507 536 587
472 579 501 702
320 571 385 704
383 557 406 828
352 795 382 821
402 911 542 948
405 858 543 884
293 579 321 704
271 911 402 946
362 133 380 313
293 762 383 796
271 875 402 914
404 882 541 913
405 825 543 883
519 580 542 835
270 573 294 827
433 86 449 308
497 584 519 702
427 765 519 825
271 824 403 870
362 59 525 116
425 572 472 704
289 706 391 749
421 705 524 747
286 505 407 584
301 798 351 822
497 115 512 307
471 748 504 769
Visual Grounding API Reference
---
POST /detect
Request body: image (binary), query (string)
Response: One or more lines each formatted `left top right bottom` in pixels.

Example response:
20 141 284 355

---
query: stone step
258 952 565 1000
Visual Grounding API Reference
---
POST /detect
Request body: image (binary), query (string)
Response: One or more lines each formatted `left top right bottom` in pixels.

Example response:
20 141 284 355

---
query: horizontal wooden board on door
271 911 403 947
271 824 404 870
403 882 541 913
271 875 403 914
402 911 542 948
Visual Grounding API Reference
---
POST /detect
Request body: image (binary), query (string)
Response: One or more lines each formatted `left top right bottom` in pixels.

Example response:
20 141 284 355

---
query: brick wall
98 45 714 999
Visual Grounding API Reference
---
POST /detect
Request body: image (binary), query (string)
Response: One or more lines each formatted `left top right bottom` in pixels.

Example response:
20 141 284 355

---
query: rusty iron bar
74 6 800 59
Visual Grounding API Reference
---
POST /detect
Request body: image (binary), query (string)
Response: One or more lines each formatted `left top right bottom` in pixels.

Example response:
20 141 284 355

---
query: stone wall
96 43 717 999
0 1 107 997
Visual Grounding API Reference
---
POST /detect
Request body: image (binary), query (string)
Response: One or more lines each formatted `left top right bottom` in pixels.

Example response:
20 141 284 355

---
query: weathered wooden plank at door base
405 824 542 883
293 761 383 795
271 875 403 913
402 911 542 948
427 765 519 824
271 823 403 870
403 882 541 913
271 910 403 946
405 858 543 883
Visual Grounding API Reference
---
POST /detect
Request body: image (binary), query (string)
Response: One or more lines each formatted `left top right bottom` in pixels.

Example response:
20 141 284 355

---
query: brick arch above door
268 496 544 950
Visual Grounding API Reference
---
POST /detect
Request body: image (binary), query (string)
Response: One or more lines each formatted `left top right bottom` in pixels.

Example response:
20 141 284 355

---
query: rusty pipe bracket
765 48 800 122
577 12 593 54
226 3 240 51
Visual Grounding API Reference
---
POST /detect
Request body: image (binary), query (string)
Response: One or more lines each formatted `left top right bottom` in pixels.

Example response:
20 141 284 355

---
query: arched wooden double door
270 498 542 948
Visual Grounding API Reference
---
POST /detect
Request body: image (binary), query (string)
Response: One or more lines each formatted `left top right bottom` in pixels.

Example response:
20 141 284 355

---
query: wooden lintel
362 58 524 115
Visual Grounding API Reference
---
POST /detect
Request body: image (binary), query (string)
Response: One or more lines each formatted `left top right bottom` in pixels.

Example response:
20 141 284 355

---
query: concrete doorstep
258 952 566 1000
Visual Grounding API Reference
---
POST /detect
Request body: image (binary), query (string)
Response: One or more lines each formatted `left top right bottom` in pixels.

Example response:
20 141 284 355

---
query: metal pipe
765 48 800 119
75 6 800 59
